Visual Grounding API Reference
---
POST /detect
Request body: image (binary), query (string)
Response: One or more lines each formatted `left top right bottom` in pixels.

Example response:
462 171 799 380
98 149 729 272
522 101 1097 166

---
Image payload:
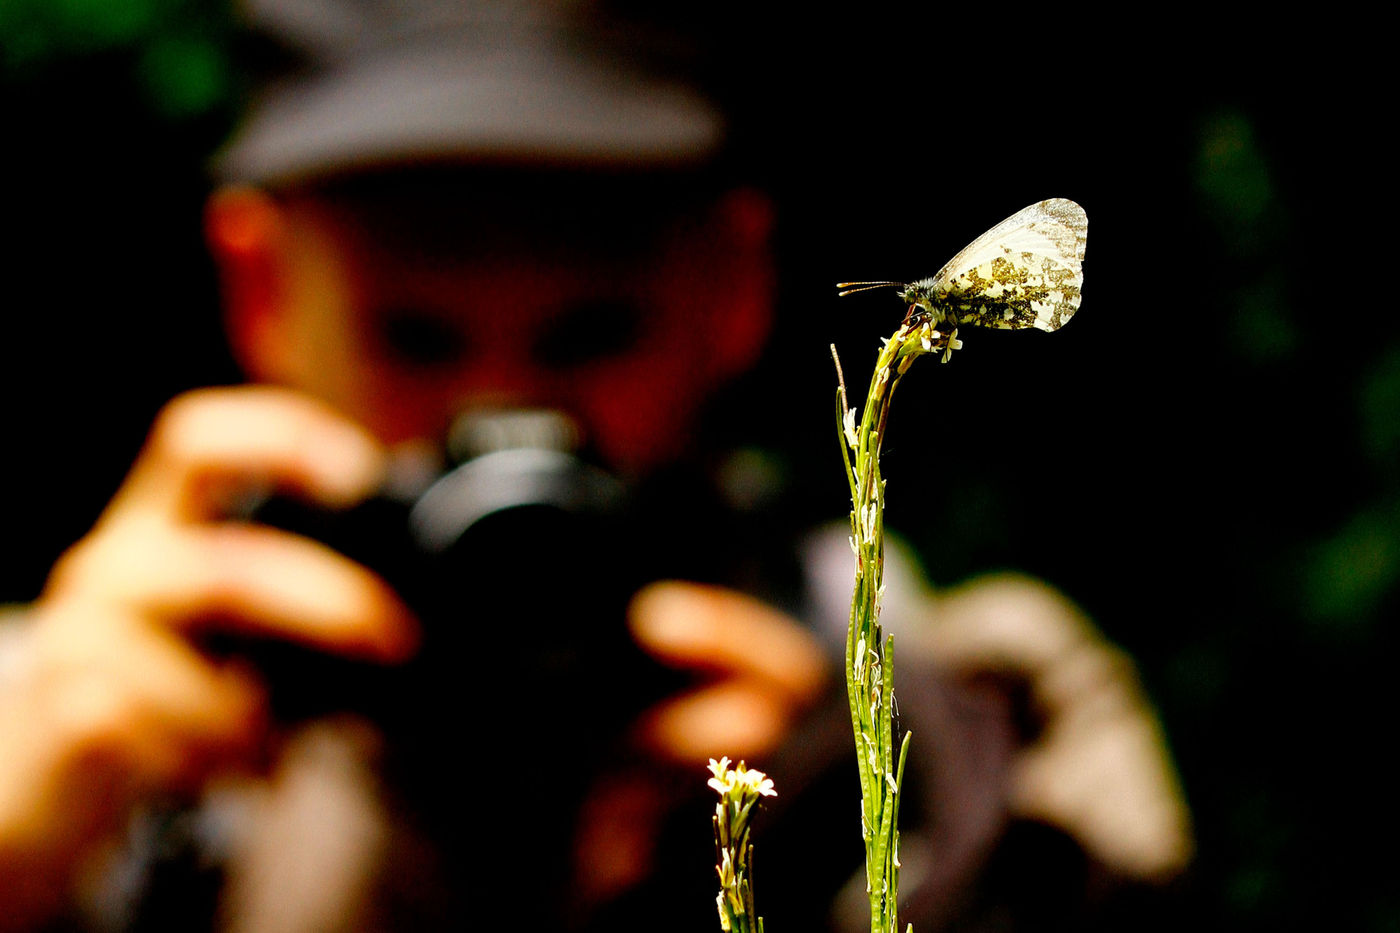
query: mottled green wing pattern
932 198 1087 332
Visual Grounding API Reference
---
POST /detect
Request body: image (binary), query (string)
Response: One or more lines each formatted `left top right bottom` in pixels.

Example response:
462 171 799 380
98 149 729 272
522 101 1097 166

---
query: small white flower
740 767 777 798
707 756 734 795
843 406 859 450
940 328 964 363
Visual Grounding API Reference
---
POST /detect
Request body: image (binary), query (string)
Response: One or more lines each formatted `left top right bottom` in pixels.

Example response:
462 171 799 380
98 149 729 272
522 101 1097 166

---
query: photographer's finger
113 386 385 523
75 523 418 662
632 679 786 763
184 525 419 661
628 582 826 702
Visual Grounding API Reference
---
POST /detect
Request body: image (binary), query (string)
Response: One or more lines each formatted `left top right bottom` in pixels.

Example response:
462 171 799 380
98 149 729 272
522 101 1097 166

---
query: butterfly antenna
836 281 904 297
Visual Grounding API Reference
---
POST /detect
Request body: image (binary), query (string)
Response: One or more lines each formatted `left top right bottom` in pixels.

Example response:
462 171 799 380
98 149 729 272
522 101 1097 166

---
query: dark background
2 3 1392 929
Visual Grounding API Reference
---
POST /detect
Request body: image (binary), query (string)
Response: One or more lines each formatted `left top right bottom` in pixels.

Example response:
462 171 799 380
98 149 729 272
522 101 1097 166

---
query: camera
230 408 678 742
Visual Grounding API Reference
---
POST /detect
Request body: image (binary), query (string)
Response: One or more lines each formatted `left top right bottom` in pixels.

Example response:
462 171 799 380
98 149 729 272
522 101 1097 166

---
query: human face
219 175 773 475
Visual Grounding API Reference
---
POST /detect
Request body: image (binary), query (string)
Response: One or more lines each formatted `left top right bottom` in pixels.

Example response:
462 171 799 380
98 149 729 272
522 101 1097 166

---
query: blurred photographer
1 2 1191 931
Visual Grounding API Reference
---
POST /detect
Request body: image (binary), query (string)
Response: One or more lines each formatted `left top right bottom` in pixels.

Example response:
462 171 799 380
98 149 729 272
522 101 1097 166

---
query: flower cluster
708 757 777 801
709 757 775 933
896 319 964 365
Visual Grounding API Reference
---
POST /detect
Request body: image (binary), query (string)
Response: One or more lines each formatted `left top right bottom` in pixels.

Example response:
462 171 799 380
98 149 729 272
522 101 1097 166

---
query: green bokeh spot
1 0 159 61
54 0 158 46
1194 110 1275 255
139 33 229 117
1301 509 1399 636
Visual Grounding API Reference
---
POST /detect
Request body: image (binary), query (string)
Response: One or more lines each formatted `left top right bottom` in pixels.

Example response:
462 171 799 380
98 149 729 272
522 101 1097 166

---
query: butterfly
838 198 1088 333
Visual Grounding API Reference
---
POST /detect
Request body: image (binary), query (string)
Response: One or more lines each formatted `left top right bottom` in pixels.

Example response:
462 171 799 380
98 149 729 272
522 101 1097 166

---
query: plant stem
834 321 948 933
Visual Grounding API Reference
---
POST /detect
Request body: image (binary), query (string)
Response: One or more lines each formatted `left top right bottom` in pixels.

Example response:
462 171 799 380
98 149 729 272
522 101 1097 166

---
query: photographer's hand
921 574 1193 881
627 581 828 763
568 581 828 906
0 386 417 930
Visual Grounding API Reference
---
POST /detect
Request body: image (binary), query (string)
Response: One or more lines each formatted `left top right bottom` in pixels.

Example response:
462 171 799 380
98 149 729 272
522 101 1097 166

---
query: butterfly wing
930 198 1088 332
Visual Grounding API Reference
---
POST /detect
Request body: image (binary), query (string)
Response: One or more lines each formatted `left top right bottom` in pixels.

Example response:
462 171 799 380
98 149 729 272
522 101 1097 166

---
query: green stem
836 325 921 933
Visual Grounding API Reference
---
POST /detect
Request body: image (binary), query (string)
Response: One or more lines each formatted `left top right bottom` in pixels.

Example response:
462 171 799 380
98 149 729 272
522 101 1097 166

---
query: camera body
237 413 675 745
